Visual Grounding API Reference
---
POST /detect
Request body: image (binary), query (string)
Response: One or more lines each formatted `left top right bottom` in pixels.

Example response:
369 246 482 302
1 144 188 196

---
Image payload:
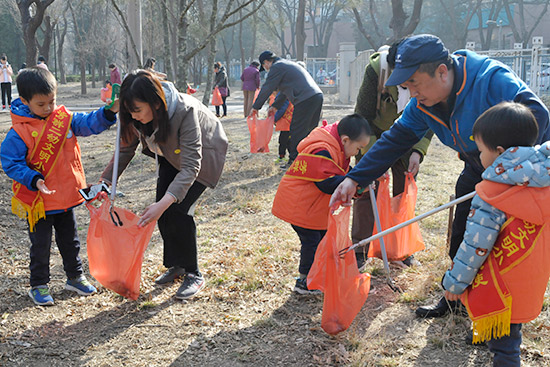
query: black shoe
155 266 185 285
416 296 457 318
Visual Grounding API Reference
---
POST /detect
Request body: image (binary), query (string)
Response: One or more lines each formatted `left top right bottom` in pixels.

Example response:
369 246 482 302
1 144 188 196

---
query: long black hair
119 70 170 144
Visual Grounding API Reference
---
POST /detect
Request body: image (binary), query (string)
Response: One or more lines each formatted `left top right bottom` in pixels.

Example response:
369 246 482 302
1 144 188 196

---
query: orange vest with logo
476 181 550 323
275 102 293 132
11 106 86 214
272 124 348 230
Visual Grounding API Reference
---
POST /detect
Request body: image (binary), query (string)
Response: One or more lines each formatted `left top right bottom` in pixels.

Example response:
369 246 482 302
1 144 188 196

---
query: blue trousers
291 225 326 276
28 209 83 287
487 323 522 367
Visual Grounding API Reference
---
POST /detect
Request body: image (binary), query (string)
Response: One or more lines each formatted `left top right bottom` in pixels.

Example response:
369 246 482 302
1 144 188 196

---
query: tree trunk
80 60 87 95
160 1 173 80
17 0 55 66
36 15 53 62
56 21 67 84
202 0 218 106
177 0 190 88
296 0 306 60
239 11 246 75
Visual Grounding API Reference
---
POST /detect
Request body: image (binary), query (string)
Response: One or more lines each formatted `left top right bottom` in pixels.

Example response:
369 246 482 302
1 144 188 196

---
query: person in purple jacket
241 61 260 117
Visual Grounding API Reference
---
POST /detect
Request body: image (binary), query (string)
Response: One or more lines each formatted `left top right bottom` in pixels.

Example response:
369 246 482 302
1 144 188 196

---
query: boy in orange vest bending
442 102 550 366
272 114 371 294
0 67 118 306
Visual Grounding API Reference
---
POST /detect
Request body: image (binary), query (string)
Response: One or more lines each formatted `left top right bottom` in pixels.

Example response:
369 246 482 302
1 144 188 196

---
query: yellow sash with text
462 217 543 344
284 153 347 182
11 106 72 231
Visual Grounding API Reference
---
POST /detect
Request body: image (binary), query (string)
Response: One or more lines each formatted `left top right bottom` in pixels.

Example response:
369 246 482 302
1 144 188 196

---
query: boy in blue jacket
0 67 118 306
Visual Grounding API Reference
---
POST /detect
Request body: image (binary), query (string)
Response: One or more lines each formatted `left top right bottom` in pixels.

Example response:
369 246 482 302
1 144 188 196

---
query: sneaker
275 156 286 164
280 161 292 170
293 278 322 295
175 272 205 300
65 275 97 296
155 266 186 285
29 286 54 306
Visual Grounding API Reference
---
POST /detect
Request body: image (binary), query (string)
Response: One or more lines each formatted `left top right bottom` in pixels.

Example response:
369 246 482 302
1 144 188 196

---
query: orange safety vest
275 102 293 132
11 106 86 229
272 123 348 230
462 180 550 343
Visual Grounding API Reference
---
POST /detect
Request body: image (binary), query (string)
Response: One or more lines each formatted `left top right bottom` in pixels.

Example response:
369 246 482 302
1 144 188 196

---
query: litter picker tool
339 191 476 258
108 110 123 226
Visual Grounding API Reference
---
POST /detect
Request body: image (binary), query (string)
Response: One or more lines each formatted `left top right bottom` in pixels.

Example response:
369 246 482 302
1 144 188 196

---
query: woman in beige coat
102 70 228 300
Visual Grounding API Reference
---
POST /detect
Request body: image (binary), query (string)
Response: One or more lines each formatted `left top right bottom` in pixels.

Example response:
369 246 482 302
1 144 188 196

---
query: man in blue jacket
250 51 323 167
330 34 550 318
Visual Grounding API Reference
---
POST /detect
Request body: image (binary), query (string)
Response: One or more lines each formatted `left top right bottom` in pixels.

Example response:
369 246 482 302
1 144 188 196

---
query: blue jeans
487 323 522 367
291 225 326 276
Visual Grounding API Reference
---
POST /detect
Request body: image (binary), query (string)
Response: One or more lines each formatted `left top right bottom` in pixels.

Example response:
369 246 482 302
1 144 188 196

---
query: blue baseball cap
385 34 449 86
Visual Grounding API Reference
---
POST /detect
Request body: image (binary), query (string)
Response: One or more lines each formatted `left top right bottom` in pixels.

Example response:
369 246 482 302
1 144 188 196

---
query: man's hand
267 106 277 117
329 177 358 210
248 109 258 118
36 179 56 195
407 151 421 176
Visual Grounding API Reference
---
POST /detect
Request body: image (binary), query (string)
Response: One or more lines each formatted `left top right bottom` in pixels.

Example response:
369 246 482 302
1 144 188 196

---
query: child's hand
444 290 462 302
106 99 119 113
36 179 56 195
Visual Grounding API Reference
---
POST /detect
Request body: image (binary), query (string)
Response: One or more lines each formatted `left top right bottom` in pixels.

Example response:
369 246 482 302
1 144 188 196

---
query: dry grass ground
0 84 549 366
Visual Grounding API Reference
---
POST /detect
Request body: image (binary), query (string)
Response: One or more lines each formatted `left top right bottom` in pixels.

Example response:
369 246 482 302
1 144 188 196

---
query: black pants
278 130 291 158
288 93 323 162
156 156 206 273
28 209 83 287
215 96 228 116
449 162 483 259
291 224 326 276
352 154 410 251
1 82 11 107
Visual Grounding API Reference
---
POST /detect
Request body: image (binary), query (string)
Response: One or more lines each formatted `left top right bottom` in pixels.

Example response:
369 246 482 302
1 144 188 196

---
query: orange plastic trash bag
308 207 371 335
247 114 274 153
252 88 260 104
368 173 425 261
211 87 223 106
100 85 112 103
86 193 156 300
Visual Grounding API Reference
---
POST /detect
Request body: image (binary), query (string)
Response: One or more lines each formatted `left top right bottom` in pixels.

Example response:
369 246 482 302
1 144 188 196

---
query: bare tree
259 2 293 57
36 14 54 62
16 0 55 66
503 0 550 47
296 0 306 60
388 0 423 42
476 0 503 50
438 0 482 50
306 0 345 57
110 0 142 68
352 0 423 48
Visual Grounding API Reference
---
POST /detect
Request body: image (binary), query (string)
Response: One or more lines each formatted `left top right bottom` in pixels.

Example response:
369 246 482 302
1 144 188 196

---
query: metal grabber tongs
108 99 123 227
339 182 476 292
